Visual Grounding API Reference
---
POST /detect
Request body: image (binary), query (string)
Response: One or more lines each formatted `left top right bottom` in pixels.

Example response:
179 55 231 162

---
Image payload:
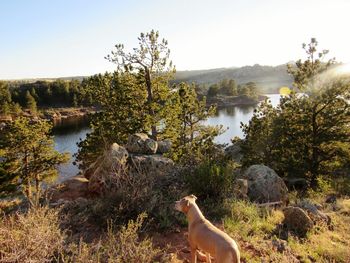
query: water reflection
53 116 91 182
205 94 280 144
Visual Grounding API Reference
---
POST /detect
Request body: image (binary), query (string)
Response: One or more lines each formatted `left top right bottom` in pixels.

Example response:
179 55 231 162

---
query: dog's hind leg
205 252 211 263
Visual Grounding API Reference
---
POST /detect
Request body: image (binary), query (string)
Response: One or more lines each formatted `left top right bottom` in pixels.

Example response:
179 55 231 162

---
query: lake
53 94 281 181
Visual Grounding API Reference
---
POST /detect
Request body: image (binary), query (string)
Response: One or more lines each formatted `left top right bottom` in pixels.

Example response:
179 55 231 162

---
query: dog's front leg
190 246 197 263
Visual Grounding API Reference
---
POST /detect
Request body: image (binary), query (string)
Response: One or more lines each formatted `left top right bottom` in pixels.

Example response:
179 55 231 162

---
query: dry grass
0 206 166 263
0 206 64 262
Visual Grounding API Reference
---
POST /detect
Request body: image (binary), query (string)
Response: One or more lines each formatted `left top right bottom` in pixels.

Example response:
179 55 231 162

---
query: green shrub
184 160 236 200
224 200 284 240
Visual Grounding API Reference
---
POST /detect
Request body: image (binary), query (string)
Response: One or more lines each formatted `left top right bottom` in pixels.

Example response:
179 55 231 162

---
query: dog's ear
185 200 190 207
189 194 197 200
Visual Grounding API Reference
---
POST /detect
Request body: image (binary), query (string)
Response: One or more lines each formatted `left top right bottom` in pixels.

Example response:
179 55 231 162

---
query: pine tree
1 117 68 205
241 38 350 187
106 30 175 140
0 81 12 115
164 83 222 162
25 90 37 113
76 72 147 169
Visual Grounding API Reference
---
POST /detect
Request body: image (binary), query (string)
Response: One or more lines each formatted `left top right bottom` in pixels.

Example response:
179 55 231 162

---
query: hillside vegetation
175 64 293 93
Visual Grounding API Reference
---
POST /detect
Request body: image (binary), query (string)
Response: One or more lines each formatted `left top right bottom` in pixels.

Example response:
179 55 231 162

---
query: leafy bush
184 160 237 200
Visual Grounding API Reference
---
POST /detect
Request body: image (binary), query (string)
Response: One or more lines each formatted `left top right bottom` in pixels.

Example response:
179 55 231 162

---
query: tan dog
175 195 240 263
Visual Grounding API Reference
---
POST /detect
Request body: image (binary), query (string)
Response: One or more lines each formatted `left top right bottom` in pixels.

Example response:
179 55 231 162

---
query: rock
283 206 314 236
110 143 129 164
296 199 331 225
49 176 89 202
272 239 290 253
0 115 13 122
126 133 158 154
130 154 174 177
325 194 337 204
244 165 288 203
87 143 129 194
233 179 248 200
157 139 172 154
225 140 243 163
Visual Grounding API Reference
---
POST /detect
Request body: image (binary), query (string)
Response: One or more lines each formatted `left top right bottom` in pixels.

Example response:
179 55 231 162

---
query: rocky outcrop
244 165 288 203
49 176 89 203
126 133 158 154
83 134 174 194
225 140 243 163
130 154 174 177
87 143 129 194
283 206 314 236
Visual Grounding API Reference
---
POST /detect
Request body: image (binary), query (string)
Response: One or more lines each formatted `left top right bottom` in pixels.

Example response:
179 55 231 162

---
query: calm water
206 94 280 143
53 94 280 181
53 116 91 182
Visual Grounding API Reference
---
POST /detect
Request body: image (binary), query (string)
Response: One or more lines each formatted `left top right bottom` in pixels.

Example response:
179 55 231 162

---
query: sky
1 0 350 79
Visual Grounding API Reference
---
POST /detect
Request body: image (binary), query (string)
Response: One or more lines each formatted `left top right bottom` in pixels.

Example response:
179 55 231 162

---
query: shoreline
206 94 267 108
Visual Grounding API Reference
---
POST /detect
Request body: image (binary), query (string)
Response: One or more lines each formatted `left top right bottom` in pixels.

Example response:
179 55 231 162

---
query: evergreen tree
11 103 22 115
25 90 37 113
76 72 147 168
106 30 175 140
0 81 12 115
164 83 222 162
241 39 350 187
1 117 68 204
207 84 219 97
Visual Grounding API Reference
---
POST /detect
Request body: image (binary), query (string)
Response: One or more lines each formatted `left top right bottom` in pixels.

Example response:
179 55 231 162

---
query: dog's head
174 194 197 213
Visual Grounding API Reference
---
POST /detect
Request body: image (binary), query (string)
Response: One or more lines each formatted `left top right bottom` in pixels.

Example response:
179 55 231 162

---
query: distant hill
175 64 293 94
5 64 293 94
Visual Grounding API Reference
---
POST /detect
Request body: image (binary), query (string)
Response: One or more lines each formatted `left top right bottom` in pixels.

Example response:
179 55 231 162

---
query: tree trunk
35 174 40 206
310 107 319 189
24 151 32 202
144 68 157 140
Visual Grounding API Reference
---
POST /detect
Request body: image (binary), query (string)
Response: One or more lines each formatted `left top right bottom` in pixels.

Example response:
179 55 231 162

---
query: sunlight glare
279 86 291 96
336 63 350 75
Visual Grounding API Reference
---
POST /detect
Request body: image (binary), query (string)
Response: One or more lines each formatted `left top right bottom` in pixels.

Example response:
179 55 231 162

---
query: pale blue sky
1 0 350 79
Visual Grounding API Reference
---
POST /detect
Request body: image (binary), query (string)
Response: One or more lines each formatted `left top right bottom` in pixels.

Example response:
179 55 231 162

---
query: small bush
184 160 236 200
63 213 165 263
0 206 65 262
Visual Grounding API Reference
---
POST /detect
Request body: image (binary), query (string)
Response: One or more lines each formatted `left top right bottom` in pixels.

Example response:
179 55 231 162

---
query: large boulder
244 165 288 203
156 139 172 154
296 199 331 225
87 143 129 194
126 133 158 154
283 206 314 236
130 154 174 177
225 140 243 163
